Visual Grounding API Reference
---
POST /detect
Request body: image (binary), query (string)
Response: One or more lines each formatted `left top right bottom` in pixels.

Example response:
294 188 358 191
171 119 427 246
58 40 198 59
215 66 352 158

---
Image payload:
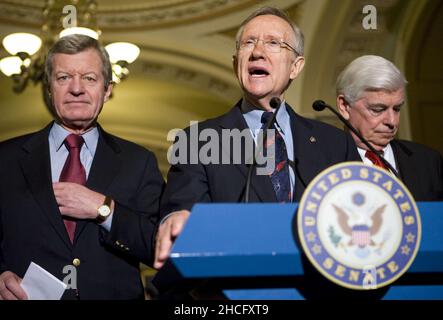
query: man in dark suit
154 7 359 269
336 55 443 201
0 35 164 299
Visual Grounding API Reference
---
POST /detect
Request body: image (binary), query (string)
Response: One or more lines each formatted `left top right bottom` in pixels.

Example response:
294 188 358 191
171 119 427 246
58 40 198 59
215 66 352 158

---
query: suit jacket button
73 258 81 267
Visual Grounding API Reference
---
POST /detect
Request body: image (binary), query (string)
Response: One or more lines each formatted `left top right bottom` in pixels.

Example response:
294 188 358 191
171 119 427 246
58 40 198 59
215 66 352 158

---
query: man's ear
337 94 351 120
289 56 305 80
104 82 113 103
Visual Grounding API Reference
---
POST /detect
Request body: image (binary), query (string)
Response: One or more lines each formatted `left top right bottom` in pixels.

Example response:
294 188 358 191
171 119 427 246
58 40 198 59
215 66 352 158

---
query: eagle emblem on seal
333 203 386 248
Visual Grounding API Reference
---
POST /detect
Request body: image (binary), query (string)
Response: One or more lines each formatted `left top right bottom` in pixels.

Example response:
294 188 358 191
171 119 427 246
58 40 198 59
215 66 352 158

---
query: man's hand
0 271 27 300
154 210 190 269
53 182 110 219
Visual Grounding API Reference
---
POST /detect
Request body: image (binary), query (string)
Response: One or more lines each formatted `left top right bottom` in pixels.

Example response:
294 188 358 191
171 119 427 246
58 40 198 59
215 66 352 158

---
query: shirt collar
357 144 392 158
240 98 289 134
50 122 99 155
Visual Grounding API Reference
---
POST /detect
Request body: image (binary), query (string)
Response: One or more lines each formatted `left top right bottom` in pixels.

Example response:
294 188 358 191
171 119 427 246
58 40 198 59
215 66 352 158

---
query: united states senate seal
298 162 421 289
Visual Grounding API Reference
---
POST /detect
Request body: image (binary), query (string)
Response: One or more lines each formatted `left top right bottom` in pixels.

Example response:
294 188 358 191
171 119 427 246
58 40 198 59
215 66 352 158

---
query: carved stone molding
135 59 240 103
0 0 259 30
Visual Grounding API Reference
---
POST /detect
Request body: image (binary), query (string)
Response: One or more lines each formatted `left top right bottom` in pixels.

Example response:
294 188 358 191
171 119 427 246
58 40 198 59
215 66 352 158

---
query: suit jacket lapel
287 105 323 201
19 123 73 249
218 101 276 202
74 126 122 241
390 140 412 185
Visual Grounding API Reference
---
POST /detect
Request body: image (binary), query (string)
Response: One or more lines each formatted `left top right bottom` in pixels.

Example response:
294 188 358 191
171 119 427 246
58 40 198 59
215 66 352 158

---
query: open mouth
249 66 269 77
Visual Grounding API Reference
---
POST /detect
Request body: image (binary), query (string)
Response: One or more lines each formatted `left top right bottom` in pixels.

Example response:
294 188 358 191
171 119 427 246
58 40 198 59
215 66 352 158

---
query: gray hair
44 34 112 90
235 6 304 56
336 55 407 104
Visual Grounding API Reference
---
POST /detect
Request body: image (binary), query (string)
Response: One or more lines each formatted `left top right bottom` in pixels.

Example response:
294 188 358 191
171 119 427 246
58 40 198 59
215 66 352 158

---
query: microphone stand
312 100 399 178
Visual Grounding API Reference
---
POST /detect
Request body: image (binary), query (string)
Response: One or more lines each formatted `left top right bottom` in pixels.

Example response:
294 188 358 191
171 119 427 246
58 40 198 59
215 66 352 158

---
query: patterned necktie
261 112 291 202
59 134 86 243
365 150 388 170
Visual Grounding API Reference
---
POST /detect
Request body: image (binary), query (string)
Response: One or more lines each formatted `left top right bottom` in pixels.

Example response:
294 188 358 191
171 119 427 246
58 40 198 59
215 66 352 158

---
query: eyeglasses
237 38 299 55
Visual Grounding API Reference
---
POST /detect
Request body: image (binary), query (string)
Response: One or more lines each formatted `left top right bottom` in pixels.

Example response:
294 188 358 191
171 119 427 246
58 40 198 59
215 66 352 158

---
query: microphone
244 97 281 203
312 100 399 178
312 100 327 111
270 97 281 109
264 97 282 132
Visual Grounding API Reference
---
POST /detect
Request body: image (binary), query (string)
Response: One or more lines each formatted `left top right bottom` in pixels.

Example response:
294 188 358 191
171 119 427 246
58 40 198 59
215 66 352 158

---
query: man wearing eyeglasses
154 7 359 270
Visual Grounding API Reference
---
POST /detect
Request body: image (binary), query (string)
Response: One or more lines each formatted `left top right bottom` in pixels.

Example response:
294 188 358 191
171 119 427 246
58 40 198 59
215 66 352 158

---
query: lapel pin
310 136 317 143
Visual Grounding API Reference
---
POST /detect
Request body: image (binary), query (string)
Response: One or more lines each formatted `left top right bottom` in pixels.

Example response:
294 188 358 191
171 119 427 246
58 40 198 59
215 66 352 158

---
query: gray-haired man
336 55 443 201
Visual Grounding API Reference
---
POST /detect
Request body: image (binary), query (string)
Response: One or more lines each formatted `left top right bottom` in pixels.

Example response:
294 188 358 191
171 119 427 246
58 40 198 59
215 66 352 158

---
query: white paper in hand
21 262 67 300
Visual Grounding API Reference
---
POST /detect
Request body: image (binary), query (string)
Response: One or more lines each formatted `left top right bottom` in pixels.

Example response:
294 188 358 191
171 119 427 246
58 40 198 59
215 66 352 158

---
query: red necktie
261 112 291 202
365 150 388 170
59 134 86 243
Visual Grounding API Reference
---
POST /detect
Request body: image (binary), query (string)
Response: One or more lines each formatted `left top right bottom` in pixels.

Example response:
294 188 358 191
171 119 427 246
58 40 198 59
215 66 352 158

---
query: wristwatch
96 195 112 223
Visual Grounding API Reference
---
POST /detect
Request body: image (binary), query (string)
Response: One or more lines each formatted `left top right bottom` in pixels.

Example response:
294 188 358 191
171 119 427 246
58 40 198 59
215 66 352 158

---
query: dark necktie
365 150 388 170
59 134 86 243
261 112 291 202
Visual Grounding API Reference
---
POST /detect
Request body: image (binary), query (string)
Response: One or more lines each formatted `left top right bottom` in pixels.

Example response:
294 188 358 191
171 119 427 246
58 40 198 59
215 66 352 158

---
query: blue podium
152 202 443 300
